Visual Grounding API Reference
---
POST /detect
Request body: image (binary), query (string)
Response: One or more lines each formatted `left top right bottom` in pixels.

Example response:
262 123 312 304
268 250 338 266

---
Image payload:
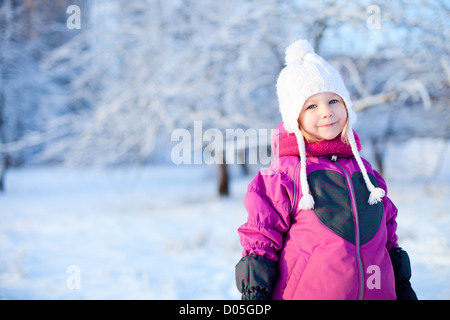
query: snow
1 138 449 300
381 138 450 300
0 165 246 300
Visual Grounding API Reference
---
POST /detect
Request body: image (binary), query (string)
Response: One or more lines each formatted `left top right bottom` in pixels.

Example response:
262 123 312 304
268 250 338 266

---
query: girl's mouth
319 122 337 128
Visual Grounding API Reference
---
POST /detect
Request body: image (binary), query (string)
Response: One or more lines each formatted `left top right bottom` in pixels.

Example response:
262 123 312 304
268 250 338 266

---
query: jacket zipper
331 156 364 300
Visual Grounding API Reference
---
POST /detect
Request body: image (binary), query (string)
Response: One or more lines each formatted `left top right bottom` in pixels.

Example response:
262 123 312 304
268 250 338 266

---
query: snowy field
0 138 449 300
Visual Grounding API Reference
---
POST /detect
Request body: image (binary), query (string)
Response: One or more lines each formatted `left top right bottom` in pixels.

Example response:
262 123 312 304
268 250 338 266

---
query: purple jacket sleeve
373 170 399 251
371 169 417 299
238 169 295 262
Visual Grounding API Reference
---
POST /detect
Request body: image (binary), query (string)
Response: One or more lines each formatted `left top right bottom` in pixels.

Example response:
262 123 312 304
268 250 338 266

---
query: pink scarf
278 131 362 158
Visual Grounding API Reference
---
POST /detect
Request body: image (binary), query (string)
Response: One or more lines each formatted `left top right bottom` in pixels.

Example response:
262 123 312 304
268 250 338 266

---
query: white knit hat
276 39 385 209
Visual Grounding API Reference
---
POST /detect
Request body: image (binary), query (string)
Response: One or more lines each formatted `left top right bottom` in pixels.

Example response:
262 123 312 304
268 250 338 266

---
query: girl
235 40 417 300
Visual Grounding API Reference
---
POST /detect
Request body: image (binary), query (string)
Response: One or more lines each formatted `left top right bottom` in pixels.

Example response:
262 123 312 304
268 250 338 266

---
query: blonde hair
297 104 349 144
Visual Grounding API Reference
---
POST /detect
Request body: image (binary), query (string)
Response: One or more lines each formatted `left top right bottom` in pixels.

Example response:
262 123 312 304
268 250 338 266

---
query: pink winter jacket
237 123 399 300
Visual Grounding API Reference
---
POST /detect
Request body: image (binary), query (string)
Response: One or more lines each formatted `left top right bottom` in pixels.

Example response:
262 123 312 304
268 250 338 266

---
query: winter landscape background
0 0 449 300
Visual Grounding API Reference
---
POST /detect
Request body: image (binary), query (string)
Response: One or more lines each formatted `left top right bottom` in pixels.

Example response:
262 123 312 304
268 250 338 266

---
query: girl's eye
306 104 317 110
329 99 338 104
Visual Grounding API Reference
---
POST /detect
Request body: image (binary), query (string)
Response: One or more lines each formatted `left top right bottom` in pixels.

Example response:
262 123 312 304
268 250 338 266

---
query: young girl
235 40 417 300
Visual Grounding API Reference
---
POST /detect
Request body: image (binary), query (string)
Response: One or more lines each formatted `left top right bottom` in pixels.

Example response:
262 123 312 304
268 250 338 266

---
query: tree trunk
0 57 5 192
218 162 229 196
371 137 384 178
0 160 5 192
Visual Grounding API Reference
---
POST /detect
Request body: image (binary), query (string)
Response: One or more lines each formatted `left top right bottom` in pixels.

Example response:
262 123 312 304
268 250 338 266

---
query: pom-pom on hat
276 40 385 209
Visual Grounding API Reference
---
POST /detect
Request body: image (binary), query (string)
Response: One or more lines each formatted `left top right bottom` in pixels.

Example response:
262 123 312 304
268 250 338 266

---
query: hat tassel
299 193 315 210
368 186 385 205
346 128 385 205
294 128 315 210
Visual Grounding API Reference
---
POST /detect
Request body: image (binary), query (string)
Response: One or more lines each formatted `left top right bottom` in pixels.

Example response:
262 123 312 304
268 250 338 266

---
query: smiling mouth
319 122 337 128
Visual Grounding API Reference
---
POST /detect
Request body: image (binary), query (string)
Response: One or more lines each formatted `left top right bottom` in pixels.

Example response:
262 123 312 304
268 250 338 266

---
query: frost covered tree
1 0 448 192
39 0 284 166
284 0 449 175
0 0 82 190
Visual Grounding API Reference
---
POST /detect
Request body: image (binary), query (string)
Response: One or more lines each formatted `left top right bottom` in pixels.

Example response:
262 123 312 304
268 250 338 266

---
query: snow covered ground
0 138 449 300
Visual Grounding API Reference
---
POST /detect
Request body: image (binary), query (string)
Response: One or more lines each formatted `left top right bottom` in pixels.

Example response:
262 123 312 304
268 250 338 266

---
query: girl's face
298 92 347 141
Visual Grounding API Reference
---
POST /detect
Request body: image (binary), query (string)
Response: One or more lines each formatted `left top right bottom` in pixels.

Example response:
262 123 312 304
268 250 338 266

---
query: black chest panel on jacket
308 169 383 245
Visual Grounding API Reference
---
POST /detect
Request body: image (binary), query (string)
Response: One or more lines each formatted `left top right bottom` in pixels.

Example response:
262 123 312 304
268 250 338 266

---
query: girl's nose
320 104 333 118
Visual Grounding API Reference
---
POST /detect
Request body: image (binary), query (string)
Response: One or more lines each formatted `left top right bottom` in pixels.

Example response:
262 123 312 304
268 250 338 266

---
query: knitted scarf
277 130 362 158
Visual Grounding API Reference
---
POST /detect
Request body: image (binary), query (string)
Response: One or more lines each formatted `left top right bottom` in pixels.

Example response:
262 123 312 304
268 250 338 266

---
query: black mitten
389 247 418 300
235 254 278 300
